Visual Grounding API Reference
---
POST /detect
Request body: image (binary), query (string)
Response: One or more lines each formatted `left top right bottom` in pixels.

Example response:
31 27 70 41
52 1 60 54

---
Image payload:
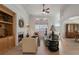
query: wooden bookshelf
0 4 16 54
0 21 13 24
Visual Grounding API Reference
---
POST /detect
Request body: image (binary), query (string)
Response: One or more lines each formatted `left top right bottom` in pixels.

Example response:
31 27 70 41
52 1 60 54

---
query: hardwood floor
37 39 59 55
3 36 79 55
60 38 79 55
4 38 59 55
4 37 79 55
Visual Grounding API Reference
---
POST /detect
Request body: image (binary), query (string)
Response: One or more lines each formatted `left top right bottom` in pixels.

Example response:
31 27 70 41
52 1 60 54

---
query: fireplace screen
18 34 23 42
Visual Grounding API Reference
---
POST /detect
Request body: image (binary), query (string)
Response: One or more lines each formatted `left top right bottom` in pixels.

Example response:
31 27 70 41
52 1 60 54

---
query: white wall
29 15 53 34
61 4 79 38
61 4 79 21
5 4 29 46
29 14 60 35
48 13 60 35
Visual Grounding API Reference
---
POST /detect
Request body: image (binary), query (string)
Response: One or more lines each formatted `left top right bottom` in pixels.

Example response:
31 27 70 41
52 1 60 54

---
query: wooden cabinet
8 36 14 49
65 24 79 38
0 36 14 54
0 4 16 54
0 38 4 54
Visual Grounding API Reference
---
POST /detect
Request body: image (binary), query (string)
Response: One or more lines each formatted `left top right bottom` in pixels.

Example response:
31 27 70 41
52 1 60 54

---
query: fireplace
18 34 24 42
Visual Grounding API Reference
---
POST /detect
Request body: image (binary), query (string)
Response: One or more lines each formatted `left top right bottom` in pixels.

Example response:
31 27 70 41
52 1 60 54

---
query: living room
0 4 79 55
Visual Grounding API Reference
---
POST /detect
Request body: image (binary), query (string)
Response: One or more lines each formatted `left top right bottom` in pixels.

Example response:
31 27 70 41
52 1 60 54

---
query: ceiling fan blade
42 4 50 14
46 8 50 10
46 11 49 13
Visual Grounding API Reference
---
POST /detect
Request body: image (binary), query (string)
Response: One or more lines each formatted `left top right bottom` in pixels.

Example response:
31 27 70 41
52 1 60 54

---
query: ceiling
21 4 64 16
17 4 69 27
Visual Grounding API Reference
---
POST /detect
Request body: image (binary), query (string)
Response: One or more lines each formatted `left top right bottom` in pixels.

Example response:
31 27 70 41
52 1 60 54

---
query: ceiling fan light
46 11 49 13
42 9 45 12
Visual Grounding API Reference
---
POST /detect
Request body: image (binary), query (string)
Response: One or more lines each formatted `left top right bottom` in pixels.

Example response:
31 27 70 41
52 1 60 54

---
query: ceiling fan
42 4 50 14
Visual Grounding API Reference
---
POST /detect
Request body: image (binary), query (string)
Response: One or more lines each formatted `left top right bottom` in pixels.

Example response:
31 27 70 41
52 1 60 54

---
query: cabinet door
3 38 8 52
0 38 4 53
0 38 10 54
8 36 14 48
11 37 15 47
8 37 12 49
0 36 14 53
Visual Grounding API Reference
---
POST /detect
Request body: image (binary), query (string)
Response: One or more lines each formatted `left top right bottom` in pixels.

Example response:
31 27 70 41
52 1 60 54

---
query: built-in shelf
0 4 15 53
0 35 13 38
0 21 13 24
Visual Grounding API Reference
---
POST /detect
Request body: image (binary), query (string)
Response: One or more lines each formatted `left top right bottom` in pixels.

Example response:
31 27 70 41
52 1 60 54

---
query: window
35 24 48 32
